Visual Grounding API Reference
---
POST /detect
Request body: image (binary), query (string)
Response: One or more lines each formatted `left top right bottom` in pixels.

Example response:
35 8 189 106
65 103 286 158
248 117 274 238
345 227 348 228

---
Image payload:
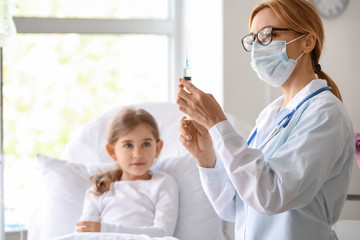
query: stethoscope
247 86 332 150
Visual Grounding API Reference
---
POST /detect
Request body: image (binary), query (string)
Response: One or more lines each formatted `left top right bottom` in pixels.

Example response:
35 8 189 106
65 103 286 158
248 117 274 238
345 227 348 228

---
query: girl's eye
143 142 151 147
124 143 133 148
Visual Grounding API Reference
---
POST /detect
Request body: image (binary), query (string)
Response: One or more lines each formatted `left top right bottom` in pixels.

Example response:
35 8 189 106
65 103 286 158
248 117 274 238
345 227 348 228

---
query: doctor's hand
76 221 101 232
179 116 216 168
176 78 227 130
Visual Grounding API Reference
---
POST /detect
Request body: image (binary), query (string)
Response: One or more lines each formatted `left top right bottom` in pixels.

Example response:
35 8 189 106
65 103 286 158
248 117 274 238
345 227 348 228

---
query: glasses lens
242 35 254 52
257 27 272 45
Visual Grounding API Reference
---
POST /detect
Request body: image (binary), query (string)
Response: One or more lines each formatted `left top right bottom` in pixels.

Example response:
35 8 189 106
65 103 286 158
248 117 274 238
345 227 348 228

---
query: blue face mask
250 34 305 87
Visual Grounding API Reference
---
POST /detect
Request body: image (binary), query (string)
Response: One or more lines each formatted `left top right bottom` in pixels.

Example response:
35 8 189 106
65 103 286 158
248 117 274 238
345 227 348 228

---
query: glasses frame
241 27 291 52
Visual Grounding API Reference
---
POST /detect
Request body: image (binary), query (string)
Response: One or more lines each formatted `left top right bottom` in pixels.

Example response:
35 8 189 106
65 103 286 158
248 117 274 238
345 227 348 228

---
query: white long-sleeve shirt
198 80 354 240
79 171 178 237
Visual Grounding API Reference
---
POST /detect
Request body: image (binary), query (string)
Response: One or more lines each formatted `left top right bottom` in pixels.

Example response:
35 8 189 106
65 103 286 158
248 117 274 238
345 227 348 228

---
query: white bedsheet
53 232 178 240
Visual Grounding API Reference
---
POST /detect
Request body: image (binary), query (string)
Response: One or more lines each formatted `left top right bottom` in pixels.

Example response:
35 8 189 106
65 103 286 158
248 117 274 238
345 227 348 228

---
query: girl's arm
76 188 102 232
76 221 100 232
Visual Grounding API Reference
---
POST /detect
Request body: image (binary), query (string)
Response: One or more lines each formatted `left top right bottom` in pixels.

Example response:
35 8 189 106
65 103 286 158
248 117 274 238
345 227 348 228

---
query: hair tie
314 63 321 74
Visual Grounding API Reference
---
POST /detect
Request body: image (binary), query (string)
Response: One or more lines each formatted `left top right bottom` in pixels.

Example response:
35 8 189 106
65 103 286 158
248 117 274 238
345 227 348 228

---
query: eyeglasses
241 27 291 52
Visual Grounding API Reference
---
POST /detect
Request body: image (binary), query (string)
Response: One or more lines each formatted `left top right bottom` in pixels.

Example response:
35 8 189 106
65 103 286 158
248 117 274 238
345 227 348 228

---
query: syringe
182 48 193 120
183 47 191 82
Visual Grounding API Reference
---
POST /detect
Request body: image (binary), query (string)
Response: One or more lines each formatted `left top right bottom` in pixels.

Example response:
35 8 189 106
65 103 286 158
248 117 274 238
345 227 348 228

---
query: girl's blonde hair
250 0 342 101
91 107 160 195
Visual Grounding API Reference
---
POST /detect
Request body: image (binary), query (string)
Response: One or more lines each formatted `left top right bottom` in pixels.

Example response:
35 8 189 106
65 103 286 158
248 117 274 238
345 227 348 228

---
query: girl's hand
179 116 216 168
176 78 227 130
76 221 101 232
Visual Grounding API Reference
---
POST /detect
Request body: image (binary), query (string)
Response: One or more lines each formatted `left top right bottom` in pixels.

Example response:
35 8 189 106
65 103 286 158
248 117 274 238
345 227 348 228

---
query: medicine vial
183 67 191 82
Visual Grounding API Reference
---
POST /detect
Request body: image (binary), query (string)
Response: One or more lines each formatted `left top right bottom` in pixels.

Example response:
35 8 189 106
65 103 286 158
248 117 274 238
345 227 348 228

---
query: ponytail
316 69 343 102
312 53 343 102
90 166 122 195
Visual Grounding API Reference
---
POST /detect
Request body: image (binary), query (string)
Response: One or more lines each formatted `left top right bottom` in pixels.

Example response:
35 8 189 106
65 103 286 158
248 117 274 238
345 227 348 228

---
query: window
0 0 182 235
14 0 169 19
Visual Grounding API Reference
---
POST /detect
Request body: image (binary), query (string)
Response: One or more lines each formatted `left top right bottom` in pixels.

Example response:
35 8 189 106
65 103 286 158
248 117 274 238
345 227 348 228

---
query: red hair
250 0 342 101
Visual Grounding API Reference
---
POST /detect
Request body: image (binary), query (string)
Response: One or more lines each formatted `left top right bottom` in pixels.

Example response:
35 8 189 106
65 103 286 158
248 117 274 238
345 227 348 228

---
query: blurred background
0 0 359 238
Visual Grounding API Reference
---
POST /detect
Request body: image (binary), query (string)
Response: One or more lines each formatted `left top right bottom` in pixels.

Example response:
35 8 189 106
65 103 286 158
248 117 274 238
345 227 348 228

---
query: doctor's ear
303 33 316 53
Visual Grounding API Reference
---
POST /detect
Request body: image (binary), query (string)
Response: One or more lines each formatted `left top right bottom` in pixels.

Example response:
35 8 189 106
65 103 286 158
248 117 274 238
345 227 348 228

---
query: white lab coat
198 80 355 240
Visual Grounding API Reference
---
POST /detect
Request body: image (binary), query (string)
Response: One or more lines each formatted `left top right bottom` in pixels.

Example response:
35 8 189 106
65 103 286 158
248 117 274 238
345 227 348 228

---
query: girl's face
106 123 163 181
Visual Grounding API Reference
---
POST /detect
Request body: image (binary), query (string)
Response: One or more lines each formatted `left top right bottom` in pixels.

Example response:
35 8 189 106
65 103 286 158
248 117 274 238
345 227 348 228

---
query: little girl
75 107 179 237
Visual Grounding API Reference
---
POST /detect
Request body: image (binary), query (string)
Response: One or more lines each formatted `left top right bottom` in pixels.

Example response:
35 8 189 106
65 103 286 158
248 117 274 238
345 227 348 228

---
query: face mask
250 34 305 87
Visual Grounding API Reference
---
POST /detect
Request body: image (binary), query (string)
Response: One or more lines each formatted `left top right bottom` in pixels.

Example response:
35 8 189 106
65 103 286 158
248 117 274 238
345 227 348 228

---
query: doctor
176 0 354 239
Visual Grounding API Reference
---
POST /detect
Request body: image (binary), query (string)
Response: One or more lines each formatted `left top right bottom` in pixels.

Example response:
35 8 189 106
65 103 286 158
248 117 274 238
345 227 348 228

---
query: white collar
255 79 328 126
286 79 327 110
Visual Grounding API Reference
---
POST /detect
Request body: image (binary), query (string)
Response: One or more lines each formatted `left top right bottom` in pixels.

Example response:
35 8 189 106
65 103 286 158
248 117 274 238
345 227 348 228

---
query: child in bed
75 107 179 237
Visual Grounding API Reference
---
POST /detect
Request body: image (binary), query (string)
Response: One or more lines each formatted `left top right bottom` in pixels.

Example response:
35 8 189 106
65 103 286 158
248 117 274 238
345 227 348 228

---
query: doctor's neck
280 59 317 110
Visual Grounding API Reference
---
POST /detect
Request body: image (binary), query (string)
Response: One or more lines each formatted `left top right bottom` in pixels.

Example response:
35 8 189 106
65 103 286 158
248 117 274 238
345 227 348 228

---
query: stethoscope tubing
247 86 332 149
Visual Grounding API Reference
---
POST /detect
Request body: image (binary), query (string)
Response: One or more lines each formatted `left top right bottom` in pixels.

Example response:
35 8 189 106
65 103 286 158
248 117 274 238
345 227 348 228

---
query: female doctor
176 0 354 239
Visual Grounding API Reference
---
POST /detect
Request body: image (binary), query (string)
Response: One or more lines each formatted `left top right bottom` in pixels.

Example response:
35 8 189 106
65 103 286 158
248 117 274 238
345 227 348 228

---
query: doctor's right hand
176 78 227 130
179 116 216 168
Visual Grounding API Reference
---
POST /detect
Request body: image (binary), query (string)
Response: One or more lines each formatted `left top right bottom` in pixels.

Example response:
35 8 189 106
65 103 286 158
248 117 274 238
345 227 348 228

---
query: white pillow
33 154 225 240
35 154 116 239
60 102 250 164
60 102 189 164
153 154 224 239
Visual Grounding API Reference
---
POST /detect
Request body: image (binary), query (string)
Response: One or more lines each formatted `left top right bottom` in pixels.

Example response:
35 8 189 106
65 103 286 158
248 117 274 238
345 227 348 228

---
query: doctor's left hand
179 116 216 168
76 221 101 232
176 78 227 130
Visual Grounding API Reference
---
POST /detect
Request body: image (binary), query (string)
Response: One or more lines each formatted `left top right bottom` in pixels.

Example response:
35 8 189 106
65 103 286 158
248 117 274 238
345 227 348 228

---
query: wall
223 0 264 133
223 0 360 220
181 0 223 104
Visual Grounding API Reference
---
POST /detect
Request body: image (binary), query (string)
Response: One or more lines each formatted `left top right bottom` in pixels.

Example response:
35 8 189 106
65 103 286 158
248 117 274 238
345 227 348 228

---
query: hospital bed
27 102 248 240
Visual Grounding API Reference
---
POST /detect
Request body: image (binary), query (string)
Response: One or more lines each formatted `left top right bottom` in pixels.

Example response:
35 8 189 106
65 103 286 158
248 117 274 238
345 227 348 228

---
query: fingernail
185 135 190 140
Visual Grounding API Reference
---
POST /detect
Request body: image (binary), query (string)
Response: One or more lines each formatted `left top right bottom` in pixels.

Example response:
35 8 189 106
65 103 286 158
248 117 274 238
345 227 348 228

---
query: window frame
0 0 183 237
